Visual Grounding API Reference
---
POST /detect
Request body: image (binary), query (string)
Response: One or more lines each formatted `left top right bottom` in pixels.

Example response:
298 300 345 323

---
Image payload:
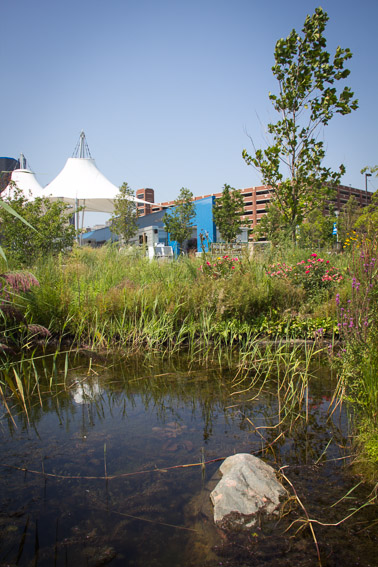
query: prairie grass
19 244 344 353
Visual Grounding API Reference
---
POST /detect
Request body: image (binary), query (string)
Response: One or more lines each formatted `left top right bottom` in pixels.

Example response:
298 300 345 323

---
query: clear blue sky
3 0 378 206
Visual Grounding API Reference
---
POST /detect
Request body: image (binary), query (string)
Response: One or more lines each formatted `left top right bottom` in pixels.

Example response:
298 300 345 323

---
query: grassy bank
1 244 347 351
0 242 377 477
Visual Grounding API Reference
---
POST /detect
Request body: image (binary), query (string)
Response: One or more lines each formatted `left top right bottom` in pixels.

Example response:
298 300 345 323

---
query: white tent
44 132 152 213
5 154 44 198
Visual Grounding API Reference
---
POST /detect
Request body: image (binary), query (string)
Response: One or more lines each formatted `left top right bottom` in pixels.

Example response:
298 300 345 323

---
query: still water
0 354 377 566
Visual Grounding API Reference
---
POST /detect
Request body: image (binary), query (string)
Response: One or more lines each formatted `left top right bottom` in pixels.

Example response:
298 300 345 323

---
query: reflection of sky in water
71 378 103 405
0 359 371 567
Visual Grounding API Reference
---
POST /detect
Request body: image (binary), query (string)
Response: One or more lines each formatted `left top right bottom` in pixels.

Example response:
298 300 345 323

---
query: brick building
136 184 372 231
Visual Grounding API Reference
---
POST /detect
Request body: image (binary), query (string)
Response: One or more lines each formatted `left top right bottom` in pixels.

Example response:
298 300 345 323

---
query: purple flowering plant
336 235 378 345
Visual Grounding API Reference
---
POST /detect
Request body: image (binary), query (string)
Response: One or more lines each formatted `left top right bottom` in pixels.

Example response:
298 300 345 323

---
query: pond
0 353 377 566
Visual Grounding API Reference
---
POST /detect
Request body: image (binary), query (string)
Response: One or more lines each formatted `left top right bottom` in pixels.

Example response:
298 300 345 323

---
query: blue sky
3 0 378 210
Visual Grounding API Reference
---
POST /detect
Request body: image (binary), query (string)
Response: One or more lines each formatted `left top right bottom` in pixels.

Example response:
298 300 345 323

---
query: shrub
268 253 343 299
199 255 240 279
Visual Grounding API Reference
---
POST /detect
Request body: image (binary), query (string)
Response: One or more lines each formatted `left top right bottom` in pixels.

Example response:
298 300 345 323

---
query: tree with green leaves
297 205 337 248
353 191 378 241
213 184 244 243
337 195 362 244
0 185 76 266
243 7 358 243
0 194 36 262
163 187 195 252
110 182 139 244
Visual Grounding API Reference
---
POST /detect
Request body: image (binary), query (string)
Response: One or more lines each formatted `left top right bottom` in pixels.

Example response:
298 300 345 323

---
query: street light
365 172 372 204
334 210 339 250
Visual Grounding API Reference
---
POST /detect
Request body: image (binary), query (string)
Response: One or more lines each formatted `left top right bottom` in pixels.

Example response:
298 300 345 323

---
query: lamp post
334 210 339 250
365 172 372 205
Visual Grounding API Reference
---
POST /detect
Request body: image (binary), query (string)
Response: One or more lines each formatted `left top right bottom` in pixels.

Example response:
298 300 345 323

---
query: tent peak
72 131 92 159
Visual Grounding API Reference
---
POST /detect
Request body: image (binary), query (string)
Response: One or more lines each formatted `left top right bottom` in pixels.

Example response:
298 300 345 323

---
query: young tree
163 187 195 252
213 184 244 243
0 186 77 265
297 206 337 248
353 192 378 241
254 203 291 245
337 195 362 244
110 182 139 244
243 7 358 243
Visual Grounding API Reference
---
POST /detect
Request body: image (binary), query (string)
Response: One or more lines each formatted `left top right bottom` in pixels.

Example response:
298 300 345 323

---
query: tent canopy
7 168 44 198
44 156 151 212
5 134 157 217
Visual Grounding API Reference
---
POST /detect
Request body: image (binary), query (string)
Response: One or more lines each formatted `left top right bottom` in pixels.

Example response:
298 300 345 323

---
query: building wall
137 184 372 234
135 187 157 216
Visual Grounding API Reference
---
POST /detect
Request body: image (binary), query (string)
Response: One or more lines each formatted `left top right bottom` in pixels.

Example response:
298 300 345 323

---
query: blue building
81 195 246 254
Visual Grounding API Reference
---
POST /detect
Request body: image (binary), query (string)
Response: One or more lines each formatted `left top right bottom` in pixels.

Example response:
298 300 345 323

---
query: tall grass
0 244 349 422
19 244 344 354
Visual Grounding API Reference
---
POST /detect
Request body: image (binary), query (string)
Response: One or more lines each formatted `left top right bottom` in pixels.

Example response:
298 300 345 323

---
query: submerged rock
210 453 288 528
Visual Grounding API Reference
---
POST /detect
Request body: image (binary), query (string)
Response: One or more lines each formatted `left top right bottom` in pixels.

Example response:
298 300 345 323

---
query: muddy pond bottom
0 355 377 566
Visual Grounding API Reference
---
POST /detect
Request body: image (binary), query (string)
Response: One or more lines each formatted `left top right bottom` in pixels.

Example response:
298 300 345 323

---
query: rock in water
210 453 287 528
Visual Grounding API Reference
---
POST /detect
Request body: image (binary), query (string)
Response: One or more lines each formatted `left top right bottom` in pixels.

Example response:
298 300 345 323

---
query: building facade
136 184 372 232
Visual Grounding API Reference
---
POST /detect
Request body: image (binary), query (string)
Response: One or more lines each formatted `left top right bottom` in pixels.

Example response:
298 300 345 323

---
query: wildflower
305 270 310 274
231 266 235 270
336 294 340 306
311 253 317 258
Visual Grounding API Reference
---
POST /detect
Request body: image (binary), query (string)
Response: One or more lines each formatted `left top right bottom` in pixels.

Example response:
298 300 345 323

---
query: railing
210 242 248 256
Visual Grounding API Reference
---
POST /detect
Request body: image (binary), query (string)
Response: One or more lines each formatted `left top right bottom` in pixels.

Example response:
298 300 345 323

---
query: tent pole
76 198 80 243
80 201 85 246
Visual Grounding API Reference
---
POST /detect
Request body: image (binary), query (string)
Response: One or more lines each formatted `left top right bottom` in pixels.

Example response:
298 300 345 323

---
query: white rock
210 453 287 528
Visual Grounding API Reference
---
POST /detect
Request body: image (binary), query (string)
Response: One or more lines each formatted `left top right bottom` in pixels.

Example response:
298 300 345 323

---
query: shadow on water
0 352 377 566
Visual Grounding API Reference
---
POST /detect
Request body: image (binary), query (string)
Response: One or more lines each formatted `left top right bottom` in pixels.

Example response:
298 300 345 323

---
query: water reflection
0 354 375 567
71 378 103 405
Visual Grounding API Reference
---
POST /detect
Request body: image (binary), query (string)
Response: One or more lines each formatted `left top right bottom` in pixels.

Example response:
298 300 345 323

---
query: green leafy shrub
268 253 343 299
199 255 241 279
